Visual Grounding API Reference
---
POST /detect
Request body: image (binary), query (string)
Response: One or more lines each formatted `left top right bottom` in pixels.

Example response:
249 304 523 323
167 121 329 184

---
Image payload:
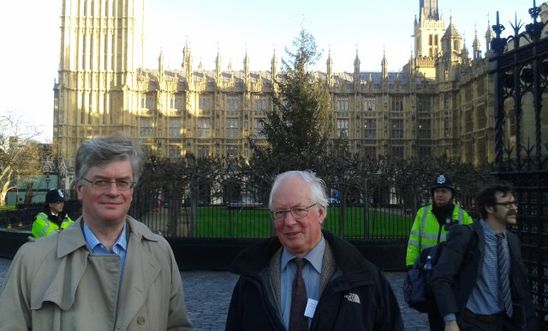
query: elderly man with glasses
0 133 193 331
225 170 403 331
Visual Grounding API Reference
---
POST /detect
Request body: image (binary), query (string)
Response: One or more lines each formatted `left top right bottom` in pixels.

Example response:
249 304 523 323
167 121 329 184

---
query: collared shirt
82 222 128 280
280 236 325 329
465 219 507 315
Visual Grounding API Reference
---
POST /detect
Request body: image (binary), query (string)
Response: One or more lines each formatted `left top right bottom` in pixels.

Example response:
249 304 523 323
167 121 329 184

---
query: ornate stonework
53 0 497 173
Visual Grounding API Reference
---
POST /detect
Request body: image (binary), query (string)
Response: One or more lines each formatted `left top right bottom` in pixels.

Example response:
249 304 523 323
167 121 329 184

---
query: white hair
268 170 328 210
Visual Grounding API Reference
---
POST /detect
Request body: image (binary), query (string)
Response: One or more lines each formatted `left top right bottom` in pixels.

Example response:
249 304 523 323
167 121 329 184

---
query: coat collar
34 215 163 324
57 216 159 258
230 230 375 288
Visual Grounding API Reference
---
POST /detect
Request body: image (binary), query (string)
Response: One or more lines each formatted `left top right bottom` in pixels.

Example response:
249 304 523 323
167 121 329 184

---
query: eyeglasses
493 201 518 209
271 203 317 222
81 178 135 191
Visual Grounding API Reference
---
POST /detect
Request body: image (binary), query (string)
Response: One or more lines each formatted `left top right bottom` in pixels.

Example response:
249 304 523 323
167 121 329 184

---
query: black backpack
403 223 474 313
403 243 445 313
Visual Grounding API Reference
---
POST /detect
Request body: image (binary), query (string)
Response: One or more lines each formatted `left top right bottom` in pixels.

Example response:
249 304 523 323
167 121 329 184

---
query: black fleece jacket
225 231 404 331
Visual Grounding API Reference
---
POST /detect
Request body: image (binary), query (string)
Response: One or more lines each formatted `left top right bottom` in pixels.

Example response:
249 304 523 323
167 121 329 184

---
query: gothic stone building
53 0 504 174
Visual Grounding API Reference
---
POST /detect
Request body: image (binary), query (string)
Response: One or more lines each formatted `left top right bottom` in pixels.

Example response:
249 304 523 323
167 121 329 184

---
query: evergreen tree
250 29 330 176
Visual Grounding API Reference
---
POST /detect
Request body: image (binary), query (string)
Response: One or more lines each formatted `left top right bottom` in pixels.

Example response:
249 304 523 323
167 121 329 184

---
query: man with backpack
406 174 473 330
431 184 537 331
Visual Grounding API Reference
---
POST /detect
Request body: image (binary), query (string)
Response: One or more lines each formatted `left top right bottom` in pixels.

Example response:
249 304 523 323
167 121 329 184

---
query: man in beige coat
0 134 193 331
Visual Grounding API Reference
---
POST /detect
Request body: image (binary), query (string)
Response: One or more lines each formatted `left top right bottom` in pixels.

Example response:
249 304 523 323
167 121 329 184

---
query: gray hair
75 133 144 183
268 170 328 210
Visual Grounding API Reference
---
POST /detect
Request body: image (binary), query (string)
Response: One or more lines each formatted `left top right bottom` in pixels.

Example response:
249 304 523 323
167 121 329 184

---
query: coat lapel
31 219 89 310
506 232 527 298
114 221 161 330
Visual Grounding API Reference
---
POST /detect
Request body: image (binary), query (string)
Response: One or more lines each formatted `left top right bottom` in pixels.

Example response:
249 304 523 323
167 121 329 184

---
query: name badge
304 298 318 318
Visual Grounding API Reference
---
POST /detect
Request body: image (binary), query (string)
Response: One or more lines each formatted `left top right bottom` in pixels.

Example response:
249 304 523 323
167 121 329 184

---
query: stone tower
413 0 445 78
53 0 145 171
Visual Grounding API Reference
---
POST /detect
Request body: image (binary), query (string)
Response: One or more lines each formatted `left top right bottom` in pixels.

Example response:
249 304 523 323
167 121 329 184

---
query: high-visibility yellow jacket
31 212 74 238
405 204 473 267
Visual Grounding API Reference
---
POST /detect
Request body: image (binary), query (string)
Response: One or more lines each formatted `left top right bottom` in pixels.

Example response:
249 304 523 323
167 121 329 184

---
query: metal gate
490 4 548 327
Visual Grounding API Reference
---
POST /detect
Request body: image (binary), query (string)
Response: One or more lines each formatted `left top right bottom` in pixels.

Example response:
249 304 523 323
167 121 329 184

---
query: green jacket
405 204 473 267
32 212 74 238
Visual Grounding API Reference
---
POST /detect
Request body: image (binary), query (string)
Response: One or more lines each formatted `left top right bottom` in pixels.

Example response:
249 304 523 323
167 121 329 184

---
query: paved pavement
0 258 427 330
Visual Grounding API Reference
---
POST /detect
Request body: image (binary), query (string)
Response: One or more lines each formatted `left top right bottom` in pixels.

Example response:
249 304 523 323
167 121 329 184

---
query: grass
325 207 413 239
185 206 413 239
2 205 414 239
195 207 273 238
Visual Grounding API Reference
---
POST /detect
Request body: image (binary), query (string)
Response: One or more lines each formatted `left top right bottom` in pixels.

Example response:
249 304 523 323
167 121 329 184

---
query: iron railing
490 2 548 327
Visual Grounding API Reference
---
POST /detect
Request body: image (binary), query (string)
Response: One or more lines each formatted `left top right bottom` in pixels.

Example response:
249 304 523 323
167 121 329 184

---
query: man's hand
444 320 459 331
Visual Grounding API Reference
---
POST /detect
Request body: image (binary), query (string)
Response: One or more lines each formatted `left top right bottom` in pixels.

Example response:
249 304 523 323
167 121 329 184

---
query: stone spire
354 48 361 73
485 18 493 54
354 47 361 86
408 48 416 76
326 48 333 86
158 50 165 76
461 37 470 64
182 37 192 77
441 16 463 60
215 47 222 81
271 48 278 78
472 26 482 60
381 48 388 80
243 48 250 78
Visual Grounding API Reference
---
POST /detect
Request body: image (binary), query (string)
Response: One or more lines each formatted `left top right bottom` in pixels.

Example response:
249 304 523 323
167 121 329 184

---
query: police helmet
46 189 65 204
430 174 455 193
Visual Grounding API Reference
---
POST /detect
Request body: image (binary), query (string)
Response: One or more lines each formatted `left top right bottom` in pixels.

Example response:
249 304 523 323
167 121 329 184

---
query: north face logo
344 292 360 304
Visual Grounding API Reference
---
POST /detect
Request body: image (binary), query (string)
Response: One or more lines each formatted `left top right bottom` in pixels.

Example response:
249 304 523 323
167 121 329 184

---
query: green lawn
190 206 413 239
195 207 273 238
2 205 413 239
324 207 414 239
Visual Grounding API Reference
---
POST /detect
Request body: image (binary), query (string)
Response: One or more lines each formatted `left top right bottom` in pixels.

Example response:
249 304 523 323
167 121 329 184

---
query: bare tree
0 113 42 206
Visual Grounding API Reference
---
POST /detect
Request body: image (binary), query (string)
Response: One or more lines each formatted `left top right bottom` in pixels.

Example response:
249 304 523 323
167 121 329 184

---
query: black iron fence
1 178 480 241
490 4 548 327
128 177 481 240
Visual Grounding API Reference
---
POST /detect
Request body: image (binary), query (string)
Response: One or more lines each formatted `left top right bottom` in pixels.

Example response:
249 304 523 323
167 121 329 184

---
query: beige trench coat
0 217 193 331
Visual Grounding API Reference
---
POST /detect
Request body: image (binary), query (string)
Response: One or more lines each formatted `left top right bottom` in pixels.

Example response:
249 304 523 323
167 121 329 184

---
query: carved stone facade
53 0 499 173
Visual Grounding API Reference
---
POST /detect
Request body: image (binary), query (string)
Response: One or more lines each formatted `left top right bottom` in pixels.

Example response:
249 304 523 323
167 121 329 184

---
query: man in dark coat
431 184 537 331
225 170 403 331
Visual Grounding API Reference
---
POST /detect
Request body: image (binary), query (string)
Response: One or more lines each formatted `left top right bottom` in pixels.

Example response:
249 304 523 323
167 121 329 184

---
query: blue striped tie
496 233 513 317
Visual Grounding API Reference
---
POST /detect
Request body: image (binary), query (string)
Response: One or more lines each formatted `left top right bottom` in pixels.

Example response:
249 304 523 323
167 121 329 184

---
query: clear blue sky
0 0 533 141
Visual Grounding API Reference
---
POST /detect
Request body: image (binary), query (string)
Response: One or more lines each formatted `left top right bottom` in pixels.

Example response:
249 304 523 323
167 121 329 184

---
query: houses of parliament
53 0 515 172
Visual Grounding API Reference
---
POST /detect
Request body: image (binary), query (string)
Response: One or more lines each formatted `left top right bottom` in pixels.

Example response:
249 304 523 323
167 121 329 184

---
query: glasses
493 201 518 209
271 203 317 222
81 178 135 191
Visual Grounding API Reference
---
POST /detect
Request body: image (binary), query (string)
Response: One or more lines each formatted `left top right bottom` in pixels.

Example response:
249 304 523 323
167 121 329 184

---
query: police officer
32 189 74 238
406 174 473 331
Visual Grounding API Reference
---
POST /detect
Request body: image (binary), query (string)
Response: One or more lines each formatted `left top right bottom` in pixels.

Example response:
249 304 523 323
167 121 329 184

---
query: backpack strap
457 205 464 224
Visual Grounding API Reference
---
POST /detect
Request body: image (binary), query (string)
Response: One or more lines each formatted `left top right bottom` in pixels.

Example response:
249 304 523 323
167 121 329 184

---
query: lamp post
42 158 55 192
415 123 422 157
57 159 68 191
